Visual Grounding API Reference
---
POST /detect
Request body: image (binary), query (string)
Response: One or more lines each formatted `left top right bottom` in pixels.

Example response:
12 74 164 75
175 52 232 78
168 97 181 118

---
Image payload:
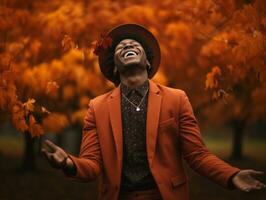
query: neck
120 69 148 89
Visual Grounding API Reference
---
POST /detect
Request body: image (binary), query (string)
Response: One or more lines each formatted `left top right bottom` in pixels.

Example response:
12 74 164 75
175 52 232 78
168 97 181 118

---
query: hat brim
98 23 161 85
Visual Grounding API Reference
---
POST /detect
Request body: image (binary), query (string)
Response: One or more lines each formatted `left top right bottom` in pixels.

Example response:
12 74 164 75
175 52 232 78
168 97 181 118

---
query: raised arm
42 100 102 182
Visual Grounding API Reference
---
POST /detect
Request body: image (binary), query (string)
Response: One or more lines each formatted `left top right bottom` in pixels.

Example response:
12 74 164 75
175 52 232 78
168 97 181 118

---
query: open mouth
122 50 139 58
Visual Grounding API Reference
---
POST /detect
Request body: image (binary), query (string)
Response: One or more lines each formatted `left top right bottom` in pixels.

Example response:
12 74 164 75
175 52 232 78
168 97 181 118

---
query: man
42 24 265 200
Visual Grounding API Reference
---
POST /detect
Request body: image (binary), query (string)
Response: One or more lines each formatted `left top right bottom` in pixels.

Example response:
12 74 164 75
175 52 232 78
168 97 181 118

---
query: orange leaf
62 35 76 52
41 106 51 114
23 98 35 113
29 115 44 137
11 104 28 132
46 81 59 96
205 66 221 89
15 119 29 132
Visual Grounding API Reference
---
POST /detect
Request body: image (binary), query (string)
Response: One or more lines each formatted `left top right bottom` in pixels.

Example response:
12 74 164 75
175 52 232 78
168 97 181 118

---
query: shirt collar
121 80 149 97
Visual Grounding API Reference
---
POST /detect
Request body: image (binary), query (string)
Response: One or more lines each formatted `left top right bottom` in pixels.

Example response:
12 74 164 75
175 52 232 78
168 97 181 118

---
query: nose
123 43 134 50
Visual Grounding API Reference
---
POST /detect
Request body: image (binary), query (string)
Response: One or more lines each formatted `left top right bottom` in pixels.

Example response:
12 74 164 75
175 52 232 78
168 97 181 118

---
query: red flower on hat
92 33 112 55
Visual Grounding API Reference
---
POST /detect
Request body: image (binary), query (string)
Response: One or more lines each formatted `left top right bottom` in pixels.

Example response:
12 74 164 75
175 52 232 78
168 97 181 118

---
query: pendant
136 107 140 111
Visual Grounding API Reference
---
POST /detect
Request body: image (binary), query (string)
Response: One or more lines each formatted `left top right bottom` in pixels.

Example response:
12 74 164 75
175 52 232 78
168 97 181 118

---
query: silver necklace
122 89 149 111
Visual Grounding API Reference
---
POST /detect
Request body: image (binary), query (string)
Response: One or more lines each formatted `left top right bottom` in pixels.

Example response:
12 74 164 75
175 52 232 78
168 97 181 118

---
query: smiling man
42 24 266 200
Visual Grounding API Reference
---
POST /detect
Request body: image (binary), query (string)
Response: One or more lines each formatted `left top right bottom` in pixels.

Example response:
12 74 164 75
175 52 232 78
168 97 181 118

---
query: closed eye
115 43 140 51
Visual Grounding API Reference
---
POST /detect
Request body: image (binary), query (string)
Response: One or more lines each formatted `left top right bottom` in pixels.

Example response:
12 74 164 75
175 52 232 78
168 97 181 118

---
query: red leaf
92 33 112 55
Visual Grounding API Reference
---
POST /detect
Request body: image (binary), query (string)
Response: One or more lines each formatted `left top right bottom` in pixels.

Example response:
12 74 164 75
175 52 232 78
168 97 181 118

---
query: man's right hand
41 140 74 170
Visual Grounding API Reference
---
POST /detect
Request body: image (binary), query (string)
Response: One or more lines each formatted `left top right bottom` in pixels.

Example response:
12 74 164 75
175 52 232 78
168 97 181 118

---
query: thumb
41 148 52 160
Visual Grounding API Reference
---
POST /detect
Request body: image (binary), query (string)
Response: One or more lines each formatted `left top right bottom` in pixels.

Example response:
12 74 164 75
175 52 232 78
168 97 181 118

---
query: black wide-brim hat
98 23 161 86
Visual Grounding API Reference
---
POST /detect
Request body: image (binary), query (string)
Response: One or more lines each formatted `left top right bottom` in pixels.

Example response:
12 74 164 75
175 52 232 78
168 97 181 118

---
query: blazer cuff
227 170 241 190
62 154 77 177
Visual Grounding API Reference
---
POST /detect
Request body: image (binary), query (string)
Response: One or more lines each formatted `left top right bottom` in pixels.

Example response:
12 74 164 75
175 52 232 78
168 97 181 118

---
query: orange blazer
68 79 240 200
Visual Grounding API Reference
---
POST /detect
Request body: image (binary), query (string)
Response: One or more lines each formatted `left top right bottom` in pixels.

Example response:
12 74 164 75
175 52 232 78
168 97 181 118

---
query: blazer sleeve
178 90 240 188
66 100 102 182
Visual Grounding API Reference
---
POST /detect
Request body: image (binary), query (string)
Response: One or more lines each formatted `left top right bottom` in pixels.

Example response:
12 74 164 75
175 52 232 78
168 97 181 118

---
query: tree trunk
231 119 246 159
22 131 36 171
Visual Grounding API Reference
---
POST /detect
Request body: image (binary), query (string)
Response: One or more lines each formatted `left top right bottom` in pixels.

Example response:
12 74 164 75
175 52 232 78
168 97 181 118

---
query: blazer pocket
170 175 187 188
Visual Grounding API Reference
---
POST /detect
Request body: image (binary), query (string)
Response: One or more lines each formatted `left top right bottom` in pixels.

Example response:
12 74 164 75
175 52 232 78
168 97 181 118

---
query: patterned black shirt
120 80 157 191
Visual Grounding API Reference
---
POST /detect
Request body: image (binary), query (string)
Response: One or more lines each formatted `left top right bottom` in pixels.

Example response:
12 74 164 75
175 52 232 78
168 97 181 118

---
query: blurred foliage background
0 0 265 199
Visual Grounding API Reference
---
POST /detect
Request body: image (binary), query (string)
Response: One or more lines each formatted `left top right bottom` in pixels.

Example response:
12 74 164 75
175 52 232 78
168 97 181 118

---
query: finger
249 180 266 190
44 140 58 152
42 149 60 168
248 170 264 176
41 148 52 160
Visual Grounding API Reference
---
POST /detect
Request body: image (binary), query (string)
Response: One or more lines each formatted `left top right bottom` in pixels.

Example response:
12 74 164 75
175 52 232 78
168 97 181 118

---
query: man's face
114 39 148 74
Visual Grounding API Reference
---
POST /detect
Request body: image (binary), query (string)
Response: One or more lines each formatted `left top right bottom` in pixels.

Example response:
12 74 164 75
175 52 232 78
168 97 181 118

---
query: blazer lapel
107 85 123 171
146 80 162 165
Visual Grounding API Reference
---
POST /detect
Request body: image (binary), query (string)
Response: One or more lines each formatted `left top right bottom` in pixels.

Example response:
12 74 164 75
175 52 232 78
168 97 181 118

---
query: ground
0 134 265 200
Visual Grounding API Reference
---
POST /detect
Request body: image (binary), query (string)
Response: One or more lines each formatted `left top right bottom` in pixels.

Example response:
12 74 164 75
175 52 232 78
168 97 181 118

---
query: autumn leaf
28 114 44 137
92 33 112 55
101 35 112 49
23 98 35 113
218 89 229 104
62 35 76 52
205 66 222 90
11 104 28 132
46 81 59 95
82 47 95 68
41 106 51 114
14 119 29 132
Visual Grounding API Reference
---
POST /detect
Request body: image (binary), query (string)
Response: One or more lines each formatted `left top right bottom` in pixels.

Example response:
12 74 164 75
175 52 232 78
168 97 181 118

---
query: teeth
124 51 137 58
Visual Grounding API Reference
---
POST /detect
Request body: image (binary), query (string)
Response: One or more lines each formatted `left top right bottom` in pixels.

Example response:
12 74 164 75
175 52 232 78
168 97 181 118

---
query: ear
113 66 118 75
146 60 151 71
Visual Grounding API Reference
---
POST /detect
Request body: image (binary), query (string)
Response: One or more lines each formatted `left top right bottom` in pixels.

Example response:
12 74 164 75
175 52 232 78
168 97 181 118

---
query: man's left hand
232 169 266 192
